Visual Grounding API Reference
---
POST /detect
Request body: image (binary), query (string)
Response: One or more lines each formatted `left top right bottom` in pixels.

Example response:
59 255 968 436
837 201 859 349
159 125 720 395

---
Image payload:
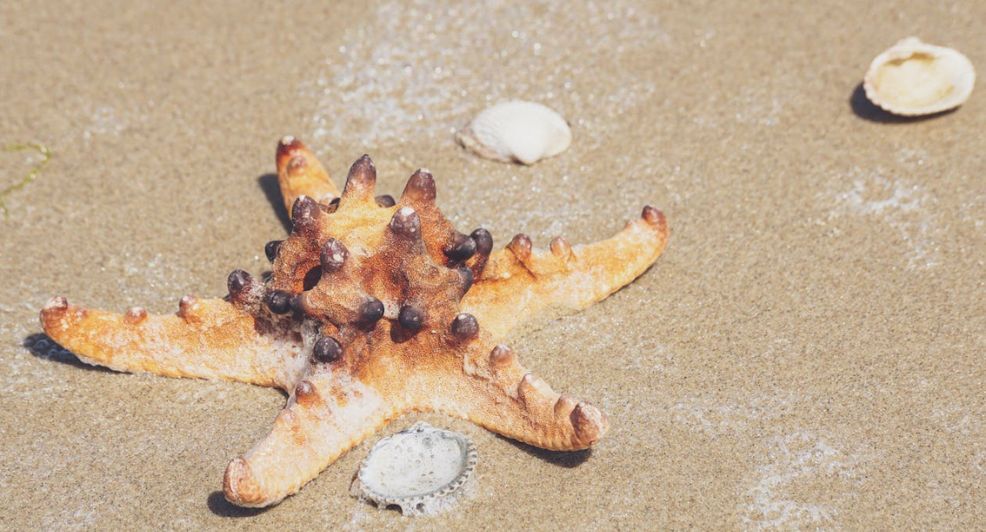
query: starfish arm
39 296 299 388
223 374 397 507
419 344 608 451
462 206 669 338
276 136 340 212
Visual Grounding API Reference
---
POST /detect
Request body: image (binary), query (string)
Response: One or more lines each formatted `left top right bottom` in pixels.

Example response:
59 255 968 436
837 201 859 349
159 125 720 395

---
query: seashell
351 422 477 516
863 37 975 116
456 101 572 165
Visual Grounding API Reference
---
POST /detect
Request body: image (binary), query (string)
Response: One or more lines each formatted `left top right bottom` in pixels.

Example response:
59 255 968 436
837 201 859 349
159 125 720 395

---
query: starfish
39 138 669 508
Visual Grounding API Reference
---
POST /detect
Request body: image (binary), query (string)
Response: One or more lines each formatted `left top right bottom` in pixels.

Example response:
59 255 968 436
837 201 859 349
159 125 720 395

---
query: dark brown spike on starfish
456 266 474 295
445 233 477 262
319 239 348 272
264 240 283 262
341 154 376 205
375 194 396 207
450 313 479 340
388 206 421 238
468 227 493 275
398 304 425 332
265 290 293 314
290 195 320 234
401 168 437 204
312 336 342 364
227 269 254 302
38 138 670 508
357 297 385 327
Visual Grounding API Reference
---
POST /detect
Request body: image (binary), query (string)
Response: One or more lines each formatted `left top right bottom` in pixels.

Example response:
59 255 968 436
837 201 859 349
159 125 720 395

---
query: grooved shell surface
863 37 975 116
456 100 572 164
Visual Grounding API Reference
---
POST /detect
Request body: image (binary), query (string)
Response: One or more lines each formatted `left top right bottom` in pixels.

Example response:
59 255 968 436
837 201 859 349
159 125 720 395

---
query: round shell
456 100 572 165
863 37 975 116
351 422 477 516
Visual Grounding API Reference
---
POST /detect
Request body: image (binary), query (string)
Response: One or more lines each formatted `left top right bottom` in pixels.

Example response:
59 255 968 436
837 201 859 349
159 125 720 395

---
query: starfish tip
641 205 667 231
223 457 268 508
39 296 69 331
42 295 68 312
571 403 608 447
276 135 303 154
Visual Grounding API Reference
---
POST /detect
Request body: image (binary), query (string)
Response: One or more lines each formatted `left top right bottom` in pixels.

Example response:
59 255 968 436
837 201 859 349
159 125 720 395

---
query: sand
1 0 984 529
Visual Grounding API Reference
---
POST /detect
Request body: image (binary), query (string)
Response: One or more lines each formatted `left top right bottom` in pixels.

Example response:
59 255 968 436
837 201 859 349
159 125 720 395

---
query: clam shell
456 100 572 165
351 422 477 516
863 37 975 116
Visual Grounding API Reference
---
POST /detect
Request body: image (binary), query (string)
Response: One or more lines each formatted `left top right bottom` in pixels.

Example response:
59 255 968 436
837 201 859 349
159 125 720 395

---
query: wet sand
1 0 984 529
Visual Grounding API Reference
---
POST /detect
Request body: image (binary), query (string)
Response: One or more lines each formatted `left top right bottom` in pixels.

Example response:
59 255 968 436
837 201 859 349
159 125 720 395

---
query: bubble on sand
829 168 940 270
741 431 866 530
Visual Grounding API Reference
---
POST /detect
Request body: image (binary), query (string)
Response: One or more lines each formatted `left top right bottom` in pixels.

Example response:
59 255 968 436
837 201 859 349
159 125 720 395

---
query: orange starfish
39 138 669 507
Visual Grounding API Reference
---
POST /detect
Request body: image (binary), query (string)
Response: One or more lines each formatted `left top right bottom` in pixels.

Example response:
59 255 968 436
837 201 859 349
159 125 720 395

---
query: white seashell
456 100 572 164
863 37 975 116
351 422 477 516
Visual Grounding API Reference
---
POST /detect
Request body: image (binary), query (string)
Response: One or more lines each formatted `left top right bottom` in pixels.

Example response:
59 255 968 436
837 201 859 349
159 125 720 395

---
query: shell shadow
849 82 956 123
207 491 270 517
497 435 592 468
257 173 291 232
23 333 114 373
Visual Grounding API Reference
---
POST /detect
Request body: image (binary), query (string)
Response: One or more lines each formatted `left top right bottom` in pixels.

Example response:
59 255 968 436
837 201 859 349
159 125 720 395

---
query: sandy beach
1 0 984 529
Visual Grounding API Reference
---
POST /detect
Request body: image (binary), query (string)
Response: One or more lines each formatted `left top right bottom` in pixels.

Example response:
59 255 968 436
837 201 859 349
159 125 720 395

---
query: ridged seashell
863 37 975 116
456 101 572 165
351 422 477 516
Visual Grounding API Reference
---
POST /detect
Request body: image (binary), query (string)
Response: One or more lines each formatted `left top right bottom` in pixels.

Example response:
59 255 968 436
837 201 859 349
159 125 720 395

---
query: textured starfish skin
39 138 669 508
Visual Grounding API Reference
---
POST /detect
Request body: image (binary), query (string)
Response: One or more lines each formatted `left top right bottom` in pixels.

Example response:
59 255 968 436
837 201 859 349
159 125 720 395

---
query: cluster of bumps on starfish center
254 152 494 356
